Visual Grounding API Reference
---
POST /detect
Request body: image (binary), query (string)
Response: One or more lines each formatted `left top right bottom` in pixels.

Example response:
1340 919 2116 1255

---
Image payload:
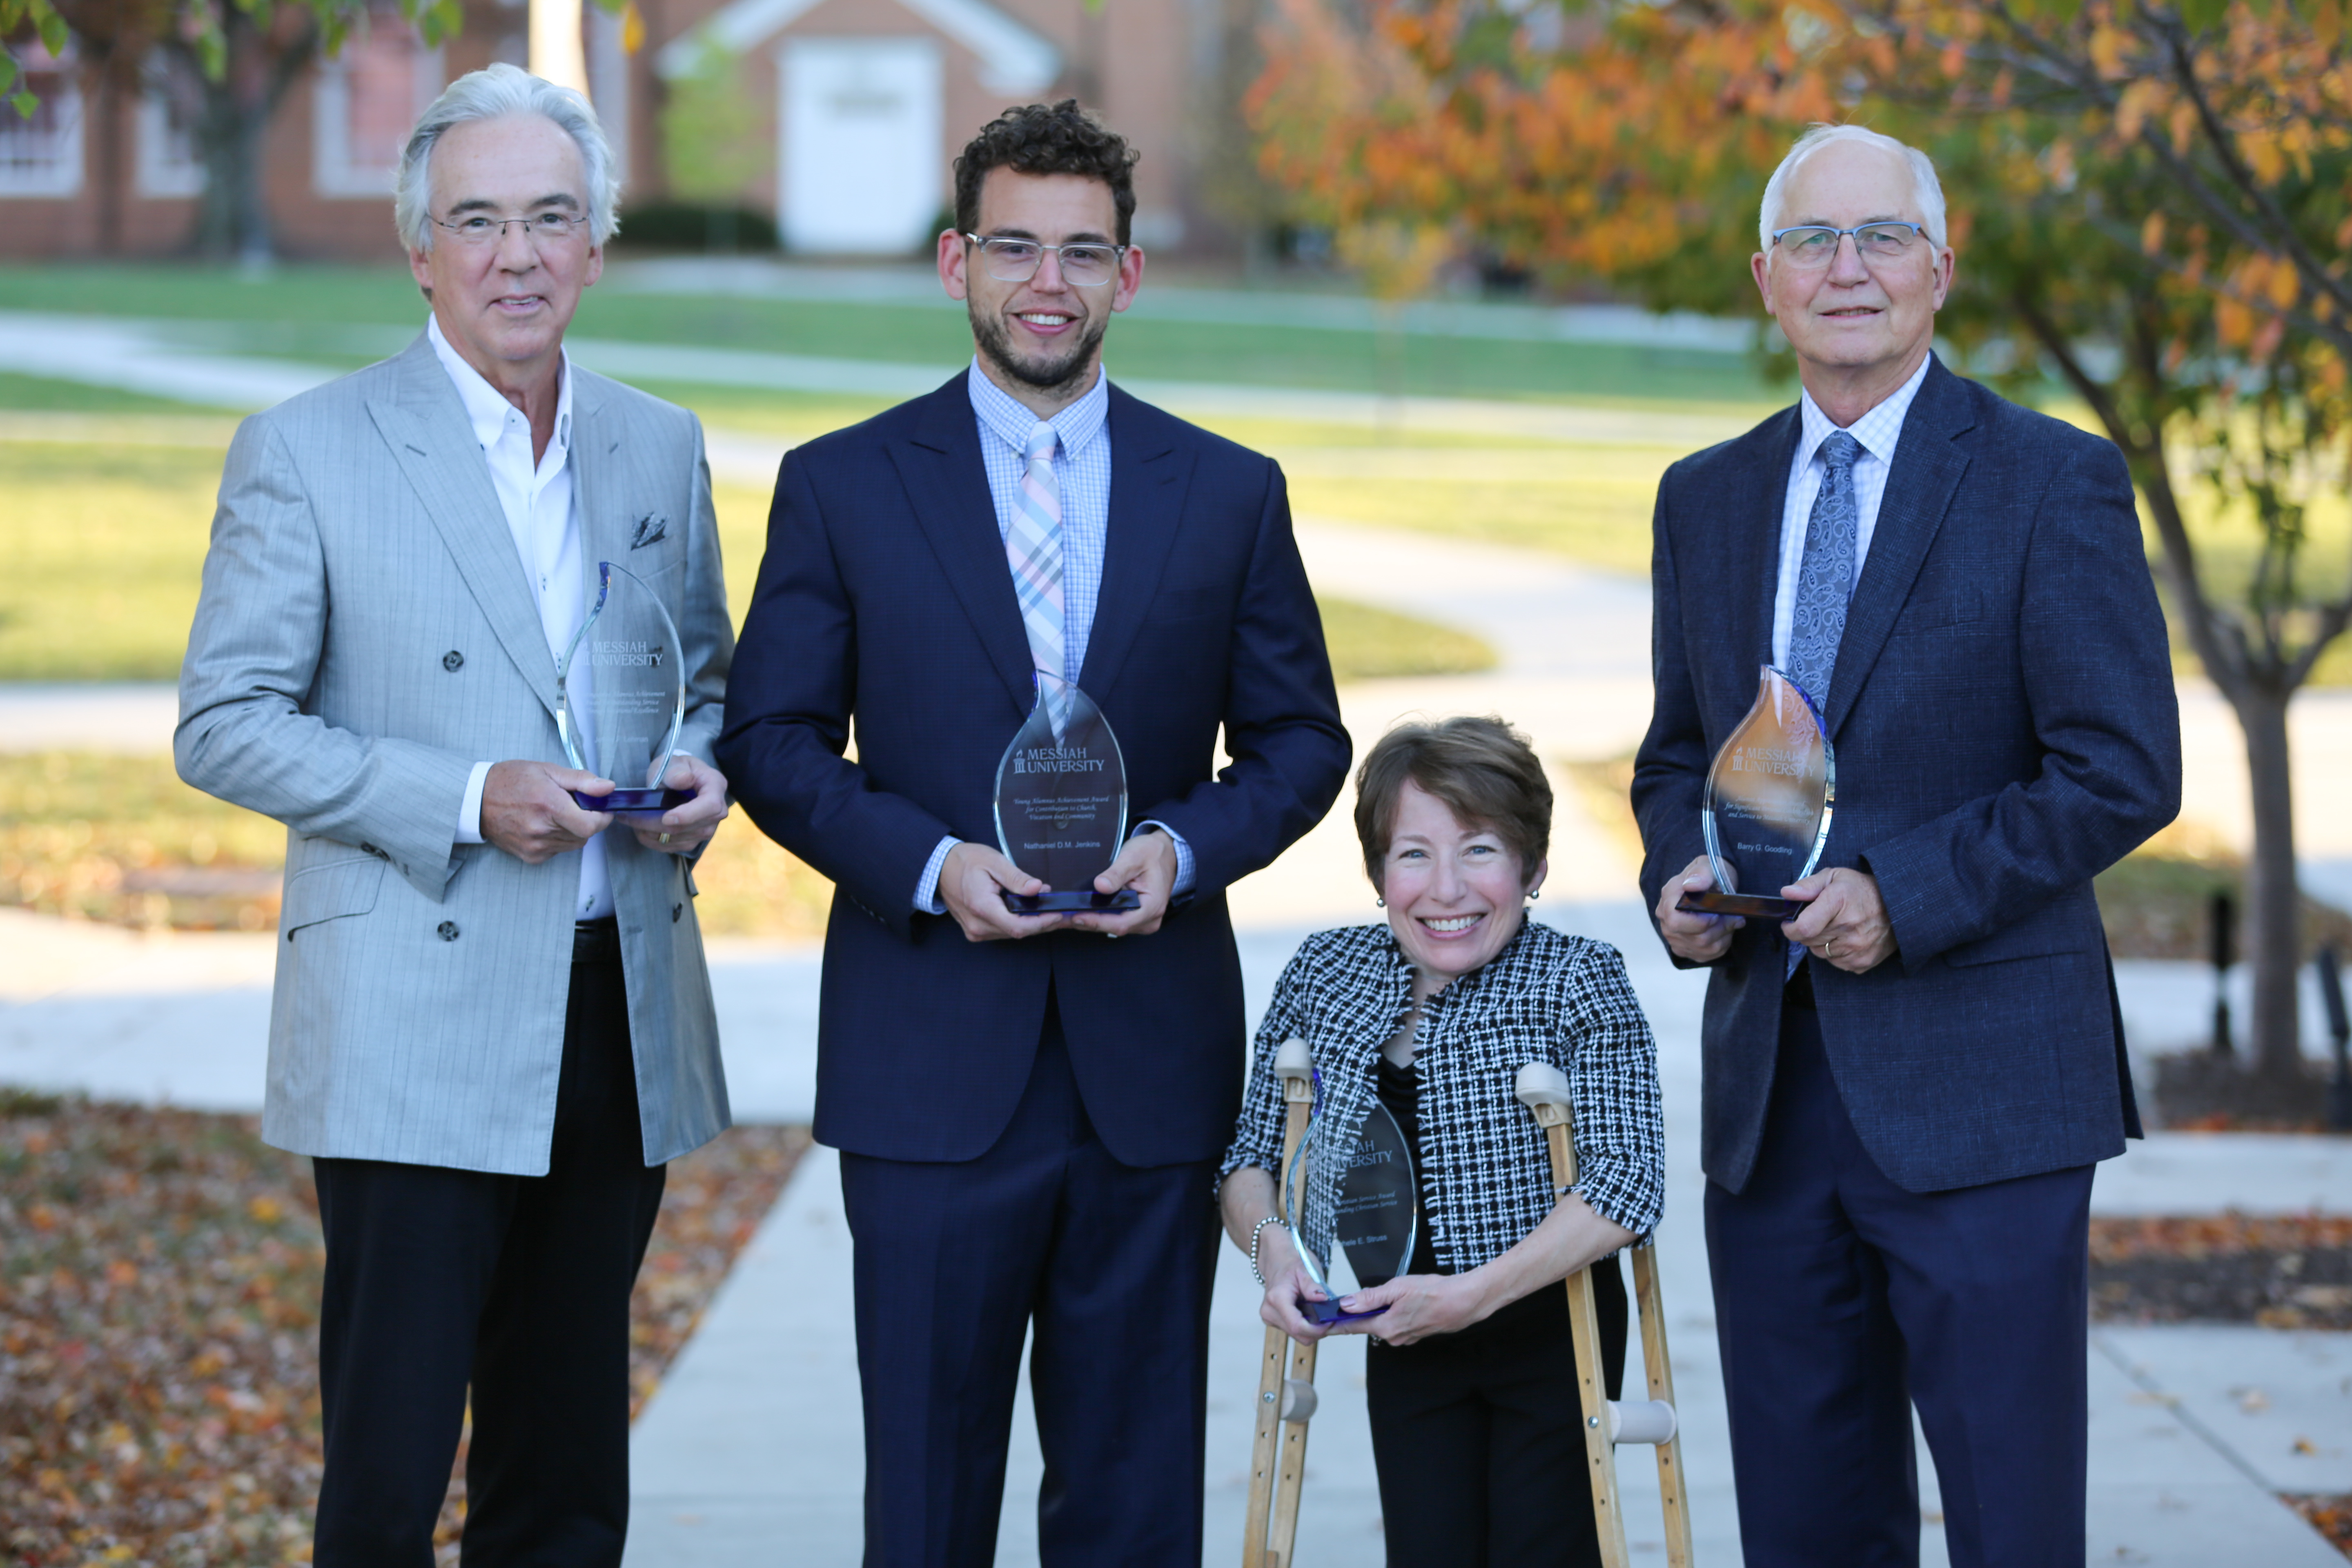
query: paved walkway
0 309 1764 449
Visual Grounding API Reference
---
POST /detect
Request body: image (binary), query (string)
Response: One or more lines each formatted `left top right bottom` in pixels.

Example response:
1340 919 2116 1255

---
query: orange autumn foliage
1248 0 2352 372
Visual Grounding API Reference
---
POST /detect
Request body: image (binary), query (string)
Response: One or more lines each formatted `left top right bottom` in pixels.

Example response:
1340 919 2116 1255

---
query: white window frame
312 22 445 198
0 44 85 198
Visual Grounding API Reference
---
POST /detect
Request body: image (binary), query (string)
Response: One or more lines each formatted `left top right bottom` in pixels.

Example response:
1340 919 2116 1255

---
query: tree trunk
89 52 126 255
2232 680 2303 1079
180 9 314 262
228 71 272 266
188 32 257 258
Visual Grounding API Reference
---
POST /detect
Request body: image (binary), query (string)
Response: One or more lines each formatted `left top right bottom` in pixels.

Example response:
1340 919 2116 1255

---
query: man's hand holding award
1676 665 1835 921
939 671 1176 942
1659 665 1893 972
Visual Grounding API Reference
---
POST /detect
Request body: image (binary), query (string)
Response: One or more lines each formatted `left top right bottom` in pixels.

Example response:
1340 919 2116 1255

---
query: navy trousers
837 994 1222 1568
1705 993 2095 1568
311 944 666 1568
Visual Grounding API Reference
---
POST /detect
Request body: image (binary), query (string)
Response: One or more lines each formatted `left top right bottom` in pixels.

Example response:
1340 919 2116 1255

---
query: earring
1374 896 1386 908
1528 890 1541 902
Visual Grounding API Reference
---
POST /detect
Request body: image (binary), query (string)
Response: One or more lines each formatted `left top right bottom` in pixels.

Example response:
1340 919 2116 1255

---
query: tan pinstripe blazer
177 333 733 1174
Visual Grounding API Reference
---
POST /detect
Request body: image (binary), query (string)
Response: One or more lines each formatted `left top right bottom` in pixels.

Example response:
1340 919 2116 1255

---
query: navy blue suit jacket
718 374 1349 1168
1632 358 2181 1195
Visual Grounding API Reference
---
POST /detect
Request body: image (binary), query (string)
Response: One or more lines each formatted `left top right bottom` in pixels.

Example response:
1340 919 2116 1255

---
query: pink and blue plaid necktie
1008 420 1067 710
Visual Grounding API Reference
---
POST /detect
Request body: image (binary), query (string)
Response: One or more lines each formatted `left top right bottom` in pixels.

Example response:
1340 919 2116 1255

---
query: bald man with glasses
1633 125 2179 1566
719 101 1346 1566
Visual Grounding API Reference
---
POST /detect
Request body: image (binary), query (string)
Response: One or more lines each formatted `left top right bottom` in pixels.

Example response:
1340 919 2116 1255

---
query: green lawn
0 372 242 415
1278 442 1690 576
0 433 1496 684
0 441 223 680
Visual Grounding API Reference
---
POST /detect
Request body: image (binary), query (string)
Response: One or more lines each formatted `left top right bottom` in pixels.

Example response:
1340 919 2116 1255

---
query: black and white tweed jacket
1218 919 1666 1276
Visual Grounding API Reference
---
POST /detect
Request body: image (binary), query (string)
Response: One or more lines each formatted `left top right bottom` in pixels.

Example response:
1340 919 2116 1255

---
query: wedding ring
660 832 672 844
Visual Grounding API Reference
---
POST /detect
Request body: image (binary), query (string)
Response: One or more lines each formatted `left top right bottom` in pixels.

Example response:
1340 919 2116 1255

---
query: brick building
0 0 1229 261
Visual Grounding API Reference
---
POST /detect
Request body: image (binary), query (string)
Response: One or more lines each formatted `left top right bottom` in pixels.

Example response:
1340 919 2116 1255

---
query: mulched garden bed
2152 1051 2348 1134
2090 1215 2352 1329
0 1091 808 1566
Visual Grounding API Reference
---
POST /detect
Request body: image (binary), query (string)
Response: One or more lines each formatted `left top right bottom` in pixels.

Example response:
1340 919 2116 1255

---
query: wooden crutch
1243 1037 1319 1568
1516 1061 1695 1568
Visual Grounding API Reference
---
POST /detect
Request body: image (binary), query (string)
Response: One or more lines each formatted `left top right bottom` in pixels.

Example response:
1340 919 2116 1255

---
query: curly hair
953 100 1140 246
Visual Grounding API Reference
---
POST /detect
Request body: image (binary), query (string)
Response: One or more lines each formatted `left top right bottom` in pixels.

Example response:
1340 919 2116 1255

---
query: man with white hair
177 62 732 1565
1633 125 2180 1564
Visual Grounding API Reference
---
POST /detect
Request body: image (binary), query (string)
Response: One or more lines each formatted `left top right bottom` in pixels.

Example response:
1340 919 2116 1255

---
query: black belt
574 918 621 966
1784 957 1817 1010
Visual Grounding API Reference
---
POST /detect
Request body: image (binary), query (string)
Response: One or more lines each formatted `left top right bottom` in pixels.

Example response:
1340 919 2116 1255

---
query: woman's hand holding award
556 561 696 817
1675 665 1836 922
1283 1086 1418 1326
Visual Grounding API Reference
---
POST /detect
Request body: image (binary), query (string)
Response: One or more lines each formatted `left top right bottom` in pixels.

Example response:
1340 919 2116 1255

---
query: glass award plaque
556 561 694 817
992 671 1143 914
1284 1093 1418 1326
1675 665 1835 922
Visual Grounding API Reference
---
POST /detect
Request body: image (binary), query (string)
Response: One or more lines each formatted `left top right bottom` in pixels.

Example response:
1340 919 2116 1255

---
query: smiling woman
1215 714 1666 1568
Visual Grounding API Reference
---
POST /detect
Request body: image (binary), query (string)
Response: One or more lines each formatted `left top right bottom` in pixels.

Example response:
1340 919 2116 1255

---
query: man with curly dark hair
719 100 1349 1566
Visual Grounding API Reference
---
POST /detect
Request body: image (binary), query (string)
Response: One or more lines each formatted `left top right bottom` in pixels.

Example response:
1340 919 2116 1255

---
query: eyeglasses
964 234 1126 287
1770 222 1930 269
433 212 594 248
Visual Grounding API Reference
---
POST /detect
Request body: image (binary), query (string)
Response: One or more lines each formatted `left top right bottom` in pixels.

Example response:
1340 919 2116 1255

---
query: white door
779 38 943 255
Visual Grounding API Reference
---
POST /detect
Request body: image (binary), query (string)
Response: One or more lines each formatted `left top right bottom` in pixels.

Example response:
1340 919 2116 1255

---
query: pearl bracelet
1247 1214 1283 1285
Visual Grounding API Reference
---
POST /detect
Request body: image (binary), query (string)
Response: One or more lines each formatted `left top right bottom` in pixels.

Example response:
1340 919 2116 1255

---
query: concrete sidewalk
0 309 1766 449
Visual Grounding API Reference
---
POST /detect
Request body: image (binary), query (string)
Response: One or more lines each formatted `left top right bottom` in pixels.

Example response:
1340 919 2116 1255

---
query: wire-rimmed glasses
1769 221 1929 270
433 211 595 249
964 234 1126 287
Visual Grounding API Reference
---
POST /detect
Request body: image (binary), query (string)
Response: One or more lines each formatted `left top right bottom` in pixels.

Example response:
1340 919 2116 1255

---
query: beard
970 301 1107 397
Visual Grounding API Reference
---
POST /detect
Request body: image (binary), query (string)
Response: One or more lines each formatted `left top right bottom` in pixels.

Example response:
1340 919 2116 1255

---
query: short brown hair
1353 716 1551 891
953 100 1140 247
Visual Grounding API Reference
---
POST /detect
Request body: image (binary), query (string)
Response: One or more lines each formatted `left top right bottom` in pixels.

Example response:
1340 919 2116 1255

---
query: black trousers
1366 1254 1628 1568
310 940 666 1568
1706 996 2095 1568
837 995 1222 1568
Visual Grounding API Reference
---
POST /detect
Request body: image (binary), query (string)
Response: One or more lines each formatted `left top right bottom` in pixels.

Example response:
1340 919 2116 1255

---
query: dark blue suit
719 373 1348 1566
1633 359 2179 1566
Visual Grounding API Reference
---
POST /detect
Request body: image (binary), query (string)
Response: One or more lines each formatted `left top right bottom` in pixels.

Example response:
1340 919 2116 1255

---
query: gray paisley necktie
1786 430 1861 710
1785 429 1860 978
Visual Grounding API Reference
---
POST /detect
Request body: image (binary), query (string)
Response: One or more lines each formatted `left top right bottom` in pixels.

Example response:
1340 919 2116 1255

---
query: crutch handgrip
1606 1399 1678 1446
1274 1036 1313 1084
1515 1061 1572 1118
1278 1378 1319 1422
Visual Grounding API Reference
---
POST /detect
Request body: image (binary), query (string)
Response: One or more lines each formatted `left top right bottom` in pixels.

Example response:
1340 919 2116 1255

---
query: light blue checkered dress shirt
971 359 1112 684
1770 352 1933 669
912 362 1194 911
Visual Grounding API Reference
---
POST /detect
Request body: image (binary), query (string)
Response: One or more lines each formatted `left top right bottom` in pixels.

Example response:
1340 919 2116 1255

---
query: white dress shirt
911 361 1196 913
430 316 613 921
1770 352 1935 669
